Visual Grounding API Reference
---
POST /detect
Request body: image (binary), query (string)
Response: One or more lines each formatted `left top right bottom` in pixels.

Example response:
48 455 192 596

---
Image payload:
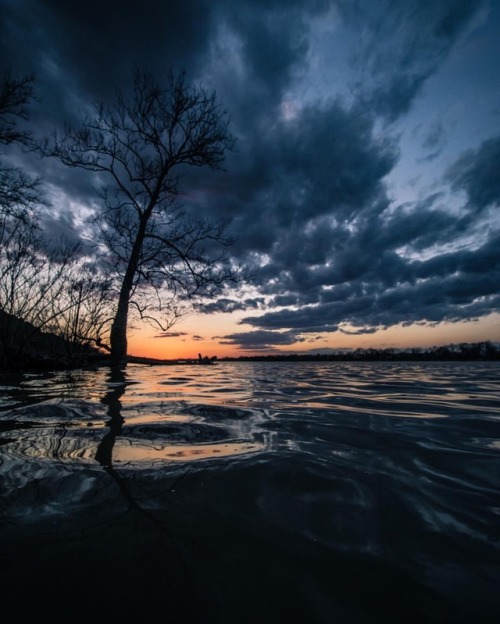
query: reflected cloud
113 439 266 465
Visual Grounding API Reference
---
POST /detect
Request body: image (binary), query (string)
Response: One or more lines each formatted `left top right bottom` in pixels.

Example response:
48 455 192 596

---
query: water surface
1 361 499 622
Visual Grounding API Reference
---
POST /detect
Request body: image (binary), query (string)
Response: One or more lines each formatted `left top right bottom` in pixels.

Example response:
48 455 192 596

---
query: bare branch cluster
0 72 35 147
43 68 240 365
0 72 40 218
1 68 241 367
0 71 115 367
43 70 234 216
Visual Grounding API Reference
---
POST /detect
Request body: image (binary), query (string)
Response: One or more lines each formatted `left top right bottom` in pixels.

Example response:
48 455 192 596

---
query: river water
1 361 499 623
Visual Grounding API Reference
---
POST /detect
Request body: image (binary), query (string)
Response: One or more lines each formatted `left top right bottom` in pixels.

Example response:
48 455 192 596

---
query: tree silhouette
0 72 39 222
44 70 236 366
0 72 115 367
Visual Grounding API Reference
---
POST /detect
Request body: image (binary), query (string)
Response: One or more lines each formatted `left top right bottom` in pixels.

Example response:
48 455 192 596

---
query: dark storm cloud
349 0 487 121
422 121 446 151
240 228 500 337
415 231 500 280
201 101 398 269
1 0 498 349
218 329 306 351
204 0 332 129
202 113 499 352
0 0 216 120
224 125 500 348
446 135 500 212
199 297 265 314
38 211 87 250
224 1 308 100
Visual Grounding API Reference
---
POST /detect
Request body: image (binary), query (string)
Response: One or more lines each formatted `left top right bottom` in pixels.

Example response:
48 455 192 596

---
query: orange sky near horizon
126 311 500 360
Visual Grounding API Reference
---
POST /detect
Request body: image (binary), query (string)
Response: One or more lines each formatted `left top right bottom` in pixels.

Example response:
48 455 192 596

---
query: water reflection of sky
113 439 265 464
1 361 499 480
1 361 500 622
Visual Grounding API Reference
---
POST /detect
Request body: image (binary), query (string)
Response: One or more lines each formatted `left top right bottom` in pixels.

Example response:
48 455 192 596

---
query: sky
1 0 500 359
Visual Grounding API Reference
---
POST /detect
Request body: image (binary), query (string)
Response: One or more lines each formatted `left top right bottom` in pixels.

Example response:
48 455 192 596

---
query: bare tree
0 72 39 217
0 71 41 364
0 72 34 146
43 262 114 362
0 72 112 368
43 70 237 367
0 236 74 363
0 220 113 366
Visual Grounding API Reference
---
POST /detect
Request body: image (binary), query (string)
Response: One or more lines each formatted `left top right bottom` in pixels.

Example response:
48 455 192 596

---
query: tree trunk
110 296 129 367
109 212 150 367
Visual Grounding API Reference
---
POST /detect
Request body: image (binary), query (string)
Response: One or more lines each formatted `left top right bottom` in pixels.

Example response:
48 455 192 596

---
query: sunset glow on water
1 361 499 622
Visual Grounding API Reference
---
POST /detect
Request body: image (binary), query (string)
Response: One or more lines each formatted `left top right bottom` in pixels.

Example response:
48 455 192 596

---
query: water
1 361 499 623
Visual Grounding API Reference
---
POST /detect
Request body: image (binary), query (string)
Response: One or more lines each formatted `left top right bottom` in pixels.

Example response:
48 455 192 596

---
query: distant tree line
0 69 238 370
222 342 500 362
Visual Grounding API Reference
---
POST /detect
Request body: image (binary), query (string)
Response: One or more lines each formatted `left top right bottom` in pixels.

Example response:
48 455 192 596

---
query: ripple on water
0 394 271 479
1 361 500 621
0 393 270 525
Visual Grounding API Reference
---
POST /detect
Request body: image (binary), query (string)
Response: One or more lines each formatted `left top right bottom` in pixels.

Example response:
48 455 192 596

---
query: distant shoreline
1 341 498 374
128 342 500 365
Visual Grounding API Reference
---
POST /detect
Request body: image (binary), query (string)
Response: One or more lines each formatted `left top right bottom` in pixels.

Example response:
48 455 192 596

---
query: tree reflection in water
95 366 126 469
95 367 184 536
93 366 182 524
90 366 217 617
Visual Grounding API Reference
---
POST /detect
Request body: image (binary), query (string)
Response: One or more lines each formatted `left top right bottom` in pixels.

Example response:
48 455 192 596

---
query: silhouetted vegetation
0 71 114 369
1 68 241 370
0 308 107 370
221 342 500 362
42 70 238 367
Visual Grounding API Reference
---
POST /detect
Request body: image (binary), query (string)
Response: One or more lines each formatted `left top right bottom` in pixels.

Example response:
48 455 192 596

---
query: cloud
0 0 216 116
195 99 398 281
38 210 86 252
422 121 446 151
339 327 379 335
201 118 500 341
240 227 500 334
417 120 447 162
218 329 306 351
1 0 499 348
198 297 265 314
154 331 188 339
446 135 500 212
349 0 488 121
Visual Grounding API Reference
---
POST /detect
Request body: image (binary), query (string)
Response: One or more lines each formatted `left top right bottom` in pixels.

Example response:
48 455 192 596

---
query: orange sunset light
126 312 500 360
